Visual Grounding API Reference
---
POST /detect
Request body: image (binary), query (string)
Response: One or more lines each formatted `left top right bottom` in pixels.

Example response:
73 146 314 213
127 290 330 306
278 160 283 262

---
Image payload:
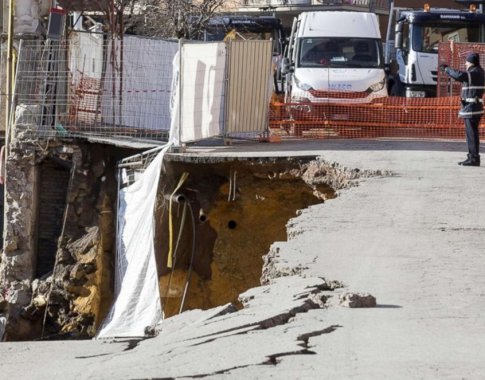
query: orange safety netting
269 95 485 139
437 42 485 97
269 42 485 140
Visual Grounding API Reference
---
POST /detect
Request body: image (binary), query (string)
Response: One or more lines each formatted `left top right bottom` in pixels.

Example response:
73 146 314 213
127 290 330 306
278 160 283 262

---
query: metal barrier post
178 39 183 147
222 39 231 141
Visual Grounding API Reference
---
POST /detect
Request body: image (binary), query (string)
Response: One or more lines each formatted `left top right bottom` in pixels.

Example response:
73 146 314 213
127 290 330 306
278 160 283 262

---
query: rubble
339 292 377 308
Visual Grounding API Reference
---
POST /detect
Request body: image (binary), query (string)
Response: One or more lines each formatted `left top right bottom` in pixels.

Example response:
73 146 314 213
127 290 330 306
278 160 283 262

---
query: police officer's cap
466 52 480 66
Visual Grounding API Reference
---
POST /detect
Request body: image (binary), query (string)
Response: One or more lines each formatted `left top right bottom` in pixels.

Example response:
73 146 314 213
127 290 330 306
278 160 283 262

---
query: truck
386 0 485 97
191 15 286 56
191 15 287 92
281 11 388 104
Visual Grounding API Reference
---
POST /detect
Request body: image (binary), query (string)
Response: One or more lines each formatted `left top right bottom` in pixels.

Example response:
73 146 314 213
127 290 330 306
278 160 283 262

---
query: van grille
309 89 370 99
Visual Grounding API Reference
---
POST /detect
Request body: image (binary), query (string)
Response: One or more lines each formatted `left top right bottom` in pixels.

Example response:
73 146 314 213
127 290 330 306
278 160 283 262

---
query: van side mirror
395 33 403 50
395 23 403 50
281 57 292 75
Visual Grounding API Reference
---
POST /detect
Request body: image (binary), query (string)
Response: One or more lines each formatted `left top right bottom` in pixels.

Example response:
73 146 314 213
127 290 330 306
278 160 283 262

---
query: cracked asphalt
1 139 485 379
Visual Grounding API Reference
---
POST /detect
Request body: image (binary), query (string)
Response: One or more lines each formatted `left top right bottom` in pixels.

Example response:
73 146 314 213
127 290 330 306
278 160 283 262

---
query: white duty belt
463 98 484 103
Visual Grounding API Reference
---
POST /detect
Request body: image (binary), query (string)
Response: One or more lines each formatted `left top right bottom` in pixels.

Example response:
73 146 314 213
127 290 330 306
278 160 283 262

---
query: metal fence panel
225 40 273 136
12 34 177 141
101 36 178 132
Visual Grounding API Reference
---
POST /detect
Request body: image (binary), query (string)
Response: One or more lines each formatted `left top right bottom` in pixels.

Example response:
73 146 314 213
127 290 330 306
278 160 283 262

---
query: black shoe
458 158 480 166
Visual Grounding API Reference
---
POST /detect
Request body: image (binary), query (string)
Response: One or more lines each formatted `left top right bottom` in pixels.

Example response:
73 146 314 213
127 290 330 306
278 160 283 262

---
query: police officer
440 52 485 166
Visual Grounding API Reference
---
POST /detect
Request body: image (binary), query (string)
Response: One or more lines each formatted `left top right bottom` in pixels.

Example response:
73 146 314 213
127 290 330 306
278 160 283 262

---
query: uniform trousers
464 117 481 161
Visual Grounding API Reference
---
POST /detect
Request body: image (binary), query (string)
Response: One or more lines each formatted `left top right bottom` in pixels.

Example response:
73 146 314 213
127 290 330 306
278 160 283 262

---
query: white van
282 11 388 104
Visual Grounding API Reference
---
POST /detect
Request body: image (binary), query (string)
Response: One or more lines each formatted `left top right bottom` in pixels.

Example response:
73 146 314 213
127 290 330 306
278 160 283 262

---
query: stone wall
0 135 40 339
0 125 123 340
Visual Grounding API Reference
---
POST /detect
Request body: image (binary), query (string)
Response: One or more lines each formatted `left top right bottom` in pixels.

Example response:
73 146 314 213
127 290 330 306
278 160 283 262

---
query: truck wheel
390 75 404 97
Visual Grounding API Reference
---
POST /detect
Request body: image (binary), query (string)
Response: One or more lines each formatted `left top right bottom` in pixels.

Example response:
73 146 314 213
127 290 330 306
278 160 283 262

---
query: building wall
0 122 129 339
395 1 461 9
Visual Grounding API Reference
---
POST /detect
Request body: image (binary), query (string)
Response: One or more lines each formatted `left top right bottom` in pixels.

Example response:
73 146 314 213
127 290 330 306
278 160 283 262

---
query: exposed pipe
227 169 233 202
227 169 237 202
167 172 189 269
164 192 186 204
231 170 237 201
198 209 208 222
179 201 196 314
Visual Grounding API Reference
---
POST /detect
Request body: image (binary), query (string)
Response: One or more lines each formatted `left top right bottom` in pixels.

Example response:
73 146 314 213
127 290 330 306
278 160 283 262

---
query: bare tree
125 0 226 38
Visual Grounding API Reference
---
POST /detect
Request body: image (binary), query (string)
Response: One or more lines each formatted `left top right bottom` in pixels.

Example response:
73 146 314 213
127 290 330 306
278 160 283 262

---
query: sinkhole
155 158 336 318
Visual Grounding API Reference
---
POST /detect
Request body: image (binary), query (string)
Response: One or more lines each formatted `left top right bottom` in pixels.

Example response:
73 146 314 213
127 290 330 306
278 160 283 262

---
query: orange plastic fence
269 42 485 140
438 42 485 97
269 95 484 139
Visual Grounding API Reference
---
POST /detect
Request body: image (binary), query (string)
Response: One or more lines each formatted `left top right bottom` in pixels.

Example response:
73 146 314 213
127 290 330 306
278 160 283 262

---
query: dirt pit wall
155 156 373 318
1 139 385 340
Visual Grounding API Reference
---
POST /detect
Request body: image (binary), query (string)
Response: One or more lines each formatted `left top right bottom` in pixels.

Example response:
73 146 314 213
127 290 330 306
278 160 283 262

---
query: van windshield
298 37 382 68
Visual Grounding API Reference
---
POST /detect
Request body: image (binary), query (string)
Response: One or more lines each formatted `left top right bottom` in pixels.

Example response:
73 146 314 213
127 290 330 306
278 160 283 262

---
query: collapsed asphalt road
1 139 484 379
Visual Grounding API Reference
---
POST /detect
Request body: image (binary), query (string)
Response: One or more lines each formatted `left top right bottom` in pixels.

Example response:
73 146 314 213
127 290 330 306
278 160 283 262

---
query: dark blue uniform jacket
445 65 485 119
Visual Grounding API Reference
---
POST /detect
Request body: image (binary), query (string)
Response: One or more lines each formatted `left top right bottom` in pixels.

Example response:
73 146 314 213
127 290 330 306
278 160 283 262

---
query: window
412 23 481 53
298 37 382 68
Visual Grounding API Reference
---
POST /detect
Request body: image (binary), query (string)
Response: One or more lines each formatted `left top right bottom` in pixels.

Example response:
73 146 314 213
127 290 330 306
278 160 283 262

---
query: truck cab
388 4 485 97
191 15 286 57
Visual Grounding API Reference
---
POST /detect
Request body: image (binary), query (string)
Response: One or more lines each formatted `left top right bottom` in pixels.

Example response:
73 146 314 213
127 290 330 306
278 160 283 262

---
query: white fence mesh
13 33 178 140
12 35 272 143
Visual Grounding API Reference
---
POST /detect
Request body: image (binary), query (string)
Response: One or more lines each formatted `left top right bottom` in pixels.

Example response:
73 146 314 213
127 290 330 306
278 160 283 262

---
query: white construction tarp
97 147 169 339
101 37 178 130
179 42 226 142
68 32 104 124
68 32 104 82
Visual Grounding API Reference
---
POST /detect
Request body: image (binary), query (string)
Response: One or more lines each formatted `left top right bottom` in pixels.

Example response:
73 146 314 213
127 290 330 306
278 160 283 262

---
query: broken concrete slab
1 276 340 378
2 140 485 378
339 292 376 308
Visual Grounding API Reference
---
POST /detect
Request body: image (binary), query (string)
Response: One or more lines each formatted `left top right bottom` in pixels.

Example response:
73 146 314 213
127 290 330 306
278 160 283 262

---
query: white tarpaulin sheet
68 32 103 82
179 42 226 142
97 146 169 338
101 37 178 130
68 32 104 124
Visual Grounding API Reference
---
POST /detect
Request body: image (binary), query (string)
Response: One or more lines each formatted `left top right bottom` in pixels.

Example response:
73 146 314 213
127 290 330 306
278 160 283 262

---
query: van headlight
368 79 385 92
294 76 313 91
